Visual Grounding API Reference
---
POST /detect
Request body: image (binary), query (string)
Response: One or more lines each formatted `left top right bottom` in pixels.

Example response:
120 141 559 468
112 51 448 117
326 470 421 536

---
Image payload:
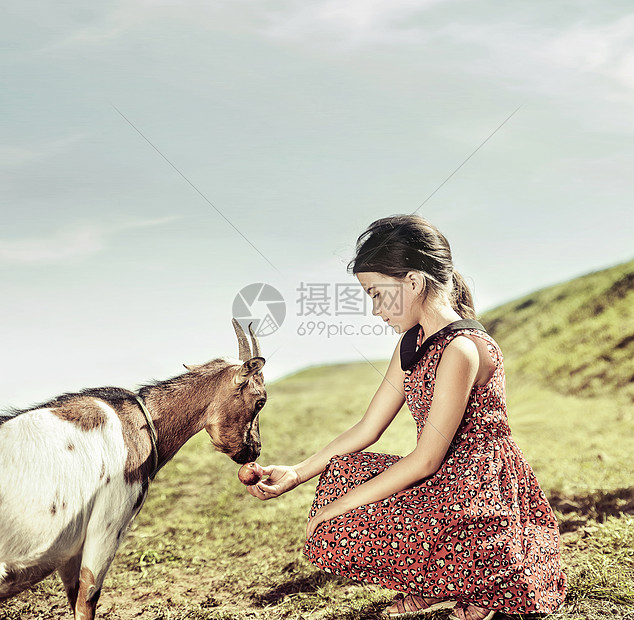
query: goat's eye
255 399 266 411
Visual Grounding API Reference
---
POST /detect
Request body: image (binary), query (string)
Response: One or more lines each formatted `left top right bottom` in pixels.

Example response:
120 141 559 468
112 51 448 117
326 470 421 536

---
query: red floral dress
303 323 567 614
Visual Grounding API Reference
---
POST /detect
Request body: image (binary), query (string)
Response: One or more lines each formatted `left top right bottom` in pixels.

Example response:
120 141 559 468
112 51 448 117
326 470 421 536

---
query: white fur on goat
0 401 141 599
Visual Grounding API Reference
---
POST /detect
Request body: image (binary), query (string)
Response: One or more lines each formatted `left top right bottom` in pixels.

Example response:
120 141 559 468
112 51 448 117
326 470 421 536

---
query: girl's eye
372 293 379 299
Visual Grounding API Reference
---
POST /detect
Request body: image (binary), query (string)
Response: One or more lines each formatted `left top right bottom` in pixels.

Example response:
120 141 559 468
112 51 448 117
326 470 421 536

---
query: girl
249 215 566 619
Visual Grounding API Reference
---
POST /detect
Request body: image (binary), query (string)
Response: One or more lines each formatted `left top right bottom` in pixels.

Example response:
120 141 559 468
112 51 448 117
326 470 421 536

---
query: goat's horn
248 322 261 358
232 318 252 361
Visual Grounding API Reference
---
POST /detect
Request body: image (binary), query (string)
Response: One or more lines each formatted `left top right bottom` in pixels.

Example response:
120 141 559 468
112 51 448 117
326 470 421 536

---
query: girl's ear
406 271 426 295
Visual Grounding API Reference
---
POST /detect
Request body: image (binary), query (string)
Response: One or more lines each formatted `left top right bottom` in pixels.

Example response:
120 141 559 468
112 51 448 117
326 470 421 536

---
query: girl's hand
306 504 339 539
247 465 301 500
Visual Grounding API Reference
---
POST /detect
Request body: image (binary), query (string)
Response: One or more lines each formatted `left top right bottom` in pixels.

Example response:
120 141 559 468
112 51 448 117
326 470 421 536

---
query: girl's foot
386 593 456 617
450 604 496 620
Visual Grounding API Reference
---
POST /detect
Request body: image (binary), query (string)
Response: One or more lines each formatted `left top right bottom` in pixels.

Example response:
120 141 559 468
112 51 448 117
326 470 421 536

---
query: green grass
504 379 634 495
482 259 634 403
2 261 633 619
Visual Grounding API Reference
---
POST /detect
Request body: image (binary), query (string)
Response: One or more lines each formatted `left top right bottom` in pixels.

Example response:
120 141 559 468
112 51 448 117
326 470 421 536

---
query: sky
1 0 633 407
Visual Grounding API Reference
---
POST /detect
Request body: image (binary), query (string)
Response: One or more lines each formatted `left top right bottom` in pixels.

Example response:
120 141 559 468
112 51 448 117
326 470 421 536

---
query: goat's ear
183 363 202 372
234 357 265 384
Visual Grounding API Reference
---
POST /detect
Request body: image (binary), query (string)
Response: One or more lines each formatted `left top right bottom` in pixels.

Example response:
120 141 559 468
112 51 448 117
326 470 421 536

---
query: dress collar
400 319 487 371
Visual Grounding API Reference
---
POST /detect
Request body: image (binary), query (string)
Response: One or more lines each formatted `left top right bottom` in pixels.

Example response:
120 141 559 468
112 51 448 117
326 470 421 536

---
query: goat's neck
142 382 213 469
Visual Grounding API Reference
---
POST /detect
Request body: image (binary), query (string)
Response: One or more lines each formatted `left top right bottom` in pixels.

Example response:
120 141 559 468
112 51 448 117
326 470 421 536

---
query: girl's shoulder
400 319 491 372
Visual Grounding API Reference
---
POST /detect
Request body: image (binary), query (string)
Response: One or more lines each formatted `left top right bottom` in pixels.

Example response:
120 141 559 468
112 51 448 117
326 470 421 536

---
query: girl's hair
348 215 476 319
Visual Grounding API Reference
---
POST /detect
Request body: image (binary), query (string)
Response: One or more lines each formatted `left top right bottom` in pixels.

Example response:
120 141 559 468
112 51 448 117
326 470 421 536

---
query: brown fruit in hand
238 462 264 486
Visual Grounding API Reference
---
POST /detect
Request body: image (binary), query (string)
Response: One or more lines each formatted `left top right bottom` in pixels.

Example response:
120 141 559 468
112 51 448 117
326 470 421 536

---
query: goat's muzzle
232 442 261 465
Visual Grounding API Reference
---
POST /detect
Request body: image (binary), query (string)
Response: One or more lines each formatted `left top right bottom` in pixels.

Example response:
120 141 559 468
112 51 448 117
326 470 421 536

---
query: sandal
386 593 457 617
449 604 495 620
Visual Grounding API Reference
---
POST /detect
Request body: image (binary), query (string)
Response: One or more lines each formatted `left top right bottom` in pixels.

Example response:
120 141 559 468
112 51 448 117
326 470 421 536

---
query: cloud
262 0 447 45
0 134 88 167
0 217 179 264
411 11 634 134
22 0 446 52
112 216 180 231
50 4 140 48
539 14 634 99
30 0 262 51
0 225 104 263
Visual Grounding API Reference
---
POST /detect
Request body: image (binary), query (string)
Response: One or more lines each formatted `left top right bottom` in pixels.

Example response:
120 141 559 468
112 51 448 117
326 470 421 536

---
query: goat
0 319 265 619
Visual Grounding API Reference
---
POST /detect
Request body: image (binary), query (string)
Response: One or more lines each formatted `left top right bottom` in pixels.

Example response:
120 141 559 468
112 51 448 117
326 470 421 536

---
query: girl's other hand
306 504 337 539
247 465 301 500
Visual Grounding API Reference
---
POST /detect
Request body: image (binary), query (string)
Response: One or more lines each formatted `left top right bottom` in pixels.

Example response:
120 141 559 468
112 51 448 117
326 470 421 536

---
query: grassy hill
1 261 633 620
482 259 634 402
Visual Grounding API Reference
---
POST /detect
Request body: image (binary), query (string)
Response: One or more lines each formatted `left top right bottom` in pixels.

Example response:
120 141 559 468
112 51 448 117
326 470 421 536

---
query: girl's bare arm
306 336 479 537
248 335 407 499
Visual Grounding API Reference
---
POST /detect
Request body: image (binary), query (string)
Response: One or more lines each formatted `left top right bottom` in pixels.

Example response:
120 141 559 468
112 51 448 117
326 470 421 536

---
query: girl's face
356 271 423 334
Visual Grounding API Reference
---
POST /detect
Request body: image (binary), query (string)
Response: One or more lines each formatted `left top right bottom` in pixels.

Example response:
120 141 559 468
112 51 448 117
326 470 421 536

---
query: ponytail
451 271 476 319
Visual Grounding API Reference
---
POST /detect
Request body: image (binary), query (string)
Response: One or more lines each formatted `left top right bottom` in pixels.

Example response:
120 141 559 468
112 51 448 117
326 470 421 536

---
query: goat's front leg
73 497 138 620
60 554 102 620
74 566 102 620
